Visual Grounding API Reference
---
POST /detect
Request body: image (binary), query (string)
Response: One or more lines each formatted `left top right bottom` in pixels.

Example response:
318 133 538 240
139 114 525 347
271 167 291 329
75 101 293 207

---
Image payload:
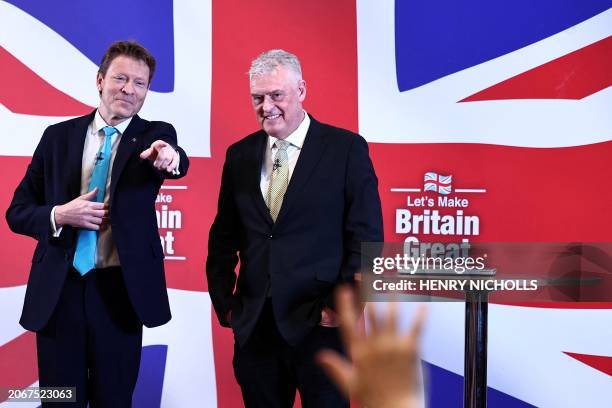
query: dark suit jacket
207 116 383 346
6 111 189 331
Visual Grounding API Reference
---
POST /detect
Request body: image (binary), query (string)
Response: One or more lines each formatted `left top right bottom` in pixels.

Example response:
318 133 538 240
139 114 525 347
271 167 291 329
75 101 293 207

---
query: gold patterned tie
266 140 290 221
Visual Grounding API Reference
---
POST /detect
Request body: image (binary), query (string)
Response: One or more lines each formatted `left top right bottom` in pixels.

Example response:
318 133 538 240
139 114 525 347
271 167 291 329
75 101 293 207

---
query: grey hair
249 49 302 80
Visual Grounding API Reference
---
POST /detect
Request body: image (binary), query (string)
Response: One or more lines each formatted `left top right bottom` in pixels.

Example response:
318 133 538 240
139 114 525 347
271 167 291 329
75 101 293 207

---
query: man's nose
122 81 135 94
262 95 274 112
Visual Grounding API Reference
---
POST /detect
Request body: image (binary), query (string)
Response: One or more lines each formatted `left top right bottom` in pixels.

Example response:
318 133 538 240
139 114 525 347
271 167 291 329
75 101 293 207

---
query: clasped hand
55 188 107 230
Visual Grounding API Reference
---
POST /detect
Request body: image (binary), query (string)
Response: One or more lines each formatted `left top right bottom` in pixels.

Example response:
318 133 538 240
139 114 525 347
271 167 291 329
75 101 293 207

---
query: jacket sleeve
206 147 241 327
324 135 384 309
6 127 56 243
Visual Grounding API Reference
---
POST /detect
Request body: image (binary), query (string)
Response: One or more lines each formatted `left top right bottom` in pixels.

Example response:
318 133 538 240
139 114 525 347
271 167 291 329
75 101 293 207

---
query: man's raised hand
140 140 179 173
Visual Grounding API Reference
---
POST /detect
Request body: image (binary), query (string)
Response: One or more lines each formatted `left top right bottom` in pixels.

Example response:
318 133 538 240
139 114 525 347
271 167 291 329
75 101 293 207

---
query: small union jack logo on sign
424 172 452 195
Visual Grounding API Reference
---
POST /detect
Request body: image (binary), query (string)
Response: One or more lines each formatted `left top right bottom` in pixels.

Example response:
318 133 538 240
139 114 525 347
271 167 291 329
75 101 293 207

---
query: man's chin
107 111 135 124
113 101 140 115
112 108 136 119
263 124 282 137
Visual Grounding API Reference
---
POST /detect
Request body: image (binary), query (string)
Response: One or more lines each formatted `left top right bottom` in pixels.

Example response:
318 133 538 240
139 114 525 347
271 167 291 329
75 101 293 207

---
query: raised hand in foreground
317 287 426 408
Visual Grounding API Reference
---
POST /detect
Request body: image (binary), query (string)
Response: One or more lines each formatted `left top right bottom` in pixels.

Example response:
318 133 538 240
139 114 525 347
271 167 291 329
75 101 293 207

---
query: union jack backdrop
1 0 610 407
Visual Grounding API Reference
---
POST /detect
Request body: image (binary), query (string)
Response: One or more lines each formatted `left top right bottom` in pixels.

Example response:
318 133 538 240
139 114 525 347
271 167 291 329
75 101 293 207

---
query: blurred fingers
316 350 353 398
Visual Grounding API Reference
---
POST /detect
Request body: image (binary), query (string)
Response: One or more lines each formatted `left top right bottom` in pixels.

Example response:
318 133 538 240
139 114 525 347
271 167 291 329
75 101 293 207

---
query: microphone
94 152 104 165
272 158 282 171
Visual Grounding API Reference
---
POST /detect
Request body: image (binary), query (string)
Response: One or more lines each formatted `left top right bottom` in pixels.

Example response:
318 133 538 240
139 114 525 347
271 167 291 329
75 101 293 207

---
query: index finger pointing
139 147 154 159
151 140 169 151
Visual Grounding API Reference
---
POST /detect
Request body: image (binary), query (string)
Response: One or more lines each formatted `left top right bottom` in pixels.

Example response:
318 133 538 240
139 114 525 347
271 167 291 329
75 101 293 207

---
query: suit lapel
109 115 145 204
249 131 274 225
66 111 96 199
275 117 327 225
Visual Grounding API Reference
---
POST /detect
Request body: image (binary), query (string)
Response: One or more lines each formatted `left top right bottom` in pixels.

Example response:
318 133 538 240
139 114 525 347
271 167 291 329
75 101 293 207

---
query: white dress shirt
51 110 131 268
260 111 310 199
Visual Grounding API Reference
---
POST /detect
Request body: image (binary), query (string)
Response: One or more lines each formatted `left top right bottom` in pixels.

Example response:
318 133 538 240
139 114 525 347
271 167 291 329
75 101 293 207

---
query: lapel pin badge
131 137 137 142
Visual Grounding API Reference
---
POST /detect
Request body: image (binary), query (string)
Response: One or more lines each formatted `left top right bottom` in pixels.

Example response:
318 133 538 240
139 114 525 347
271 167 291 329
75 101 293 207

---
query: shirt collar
268 110 310 150
94 110 133 135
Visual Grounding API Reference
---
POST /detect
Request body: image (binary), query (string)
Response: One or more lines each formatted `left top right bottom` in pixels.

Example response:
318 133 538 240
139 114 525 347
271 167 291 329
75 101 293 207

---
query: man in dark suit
6 41 189 407
207 49 383 407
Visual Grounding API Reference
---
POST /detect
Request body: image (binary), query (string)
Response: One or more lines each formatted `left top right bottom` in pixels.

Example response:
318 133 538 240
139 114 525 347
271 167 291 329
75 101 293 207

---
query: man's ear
96 73 103 93
298 79 307 102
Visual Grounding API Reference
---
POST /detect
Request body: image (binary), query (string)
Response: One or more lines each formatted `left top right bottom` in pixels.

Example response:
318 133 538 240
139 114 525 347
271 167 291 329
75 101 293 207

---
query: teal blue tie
73 126 117 275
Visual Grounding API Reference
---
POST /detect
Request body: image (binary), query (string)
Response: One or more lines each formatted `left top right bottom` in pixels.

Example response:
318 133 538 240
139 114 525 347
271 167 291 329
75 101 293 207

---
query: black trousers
233 301 348 408
36 267 142 408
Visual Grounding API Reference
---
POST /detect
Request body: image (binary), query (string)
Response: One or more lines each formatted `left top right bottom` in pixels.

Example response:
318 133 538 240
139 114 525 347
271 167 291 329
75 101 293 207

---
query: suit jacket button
269 234 273 239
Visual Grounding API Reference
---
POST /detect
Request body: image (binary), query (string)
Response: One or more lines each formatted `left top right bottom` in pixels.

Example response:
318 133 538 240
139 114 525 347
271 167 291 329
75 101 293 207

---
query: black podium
414 271 496 408
463 285 492 408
